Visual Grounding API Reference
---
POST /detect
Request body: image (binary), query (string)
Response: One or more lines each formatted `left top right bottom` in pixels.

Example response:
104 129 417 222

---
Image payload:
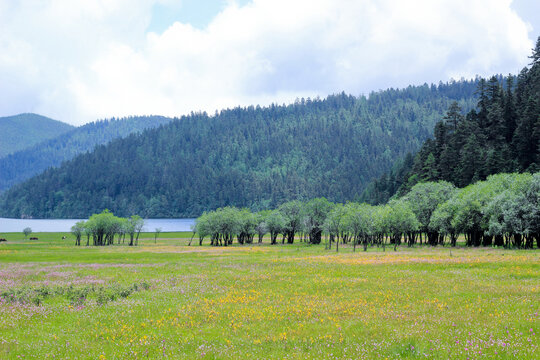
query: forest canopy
361 36 540 204
193 173 540 249
0 115 172 192
0 81 479 218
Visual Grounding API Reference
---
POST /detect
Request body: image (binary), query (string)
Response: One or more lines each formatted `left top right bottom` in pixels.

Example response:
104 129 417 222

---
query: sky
0 0 539 125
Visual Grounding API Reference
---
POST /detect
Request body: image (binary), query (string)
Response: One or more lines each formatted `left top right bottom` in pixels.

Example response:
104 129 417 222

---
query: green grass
0 233 538 359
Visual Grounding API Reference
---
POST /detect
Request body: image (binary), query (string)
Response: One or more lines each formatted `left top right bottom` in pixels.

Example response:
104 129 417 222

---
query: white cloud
0 0 535 125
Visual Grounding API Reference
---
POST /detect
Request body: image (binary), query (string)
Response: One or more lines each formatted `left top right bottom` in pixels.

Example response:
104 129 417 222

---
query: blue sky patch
148 0 252 33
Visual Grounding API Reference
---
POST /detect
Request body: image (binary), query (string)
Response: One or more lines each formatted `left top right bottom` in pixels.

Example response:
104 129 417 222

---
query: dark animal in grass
0 238 6 242
29 237 38 240
62 236 66 240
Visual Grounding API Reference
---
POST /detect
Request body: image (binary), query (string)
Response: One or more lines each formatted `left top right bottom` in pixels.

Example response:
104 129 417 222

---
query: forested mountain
0 81 479 218
0 116 173 191
0 113 73 157
361 38 540 204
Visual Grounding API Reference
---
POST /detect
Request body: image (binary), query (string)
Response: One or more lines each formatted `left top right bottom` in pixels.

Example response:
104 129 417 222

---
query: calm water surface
0 218 195 233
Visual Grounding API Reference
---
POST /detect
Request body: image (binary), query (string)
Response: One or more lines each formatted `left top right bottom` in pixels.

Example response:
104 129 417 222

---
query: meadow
0 232 538 359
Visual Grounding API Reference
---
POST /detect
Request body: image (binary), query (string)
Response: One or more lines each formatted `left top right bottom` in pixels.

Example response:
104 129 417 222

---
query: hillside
0 81 479 218
360 37 540 204
0 113 73 157
0 115 173 191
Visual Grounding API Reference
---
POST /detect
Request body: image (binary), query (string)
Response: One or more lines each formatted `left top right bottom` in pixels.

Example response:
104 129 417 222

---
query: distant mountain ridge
0 80 480 218
0 113 73 157
0 115 173 192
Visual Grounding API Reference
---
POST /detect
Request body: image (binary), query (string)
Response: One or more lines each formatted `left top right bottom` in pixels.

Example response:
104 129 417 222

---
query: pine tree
438 144 455 181
433 121 447 164
486 102 506 143
422 153 439 181
475 78 489 129
443 101 464 132
513 97 537 170
529 36 540 65
486 76 502 105
459 134 482 186
503 74 518 143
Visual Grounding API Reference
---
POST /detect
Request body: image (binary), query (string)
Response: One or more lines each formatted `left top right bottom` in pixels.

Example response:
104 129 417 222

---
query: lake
0 218 195 233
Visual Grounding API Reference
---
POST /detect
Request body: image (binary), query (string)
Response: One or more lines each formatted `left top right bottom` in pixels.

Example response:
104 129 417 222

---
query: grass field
0 232 538 359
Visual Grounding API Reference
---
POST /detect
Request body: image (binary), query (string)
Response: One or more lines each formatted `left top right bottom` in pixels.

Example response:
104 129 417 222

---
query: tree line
362 36 540 204
194 172 540 250
70 210 144 246
0 80 479 218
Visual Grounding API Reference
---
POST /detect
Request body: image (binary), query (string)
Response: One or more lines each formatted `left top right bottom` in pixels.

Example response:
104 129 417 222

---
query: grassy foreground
0 233 538 359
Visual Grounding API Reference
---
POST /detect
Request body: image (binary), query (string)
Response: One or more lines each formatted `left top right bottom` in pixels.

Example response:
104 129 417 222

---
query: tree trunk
427 231 439 246
287 230 295 244
482 234 493 247
514 234 522 248
494 234 504 247
450 233 457 247
309 229 322 244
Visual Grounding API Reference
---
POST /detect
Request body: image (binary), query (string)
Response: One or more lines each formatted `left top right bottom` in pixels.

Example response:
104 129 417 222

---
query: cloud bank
0 0 534 125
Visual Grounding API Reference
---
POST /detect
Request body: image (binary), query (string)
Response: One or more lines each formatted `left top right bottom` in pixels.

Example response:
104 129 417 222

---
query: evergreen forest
361 37 540 204
0 115 172 191
0 81 479 218
0 113 73 157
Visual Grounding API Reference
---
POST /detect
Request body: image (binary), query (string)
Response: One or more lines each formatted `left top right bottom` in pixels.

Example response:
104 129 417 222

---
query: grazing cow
62 236 66 240
0 238 6 242
29 237 38 240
